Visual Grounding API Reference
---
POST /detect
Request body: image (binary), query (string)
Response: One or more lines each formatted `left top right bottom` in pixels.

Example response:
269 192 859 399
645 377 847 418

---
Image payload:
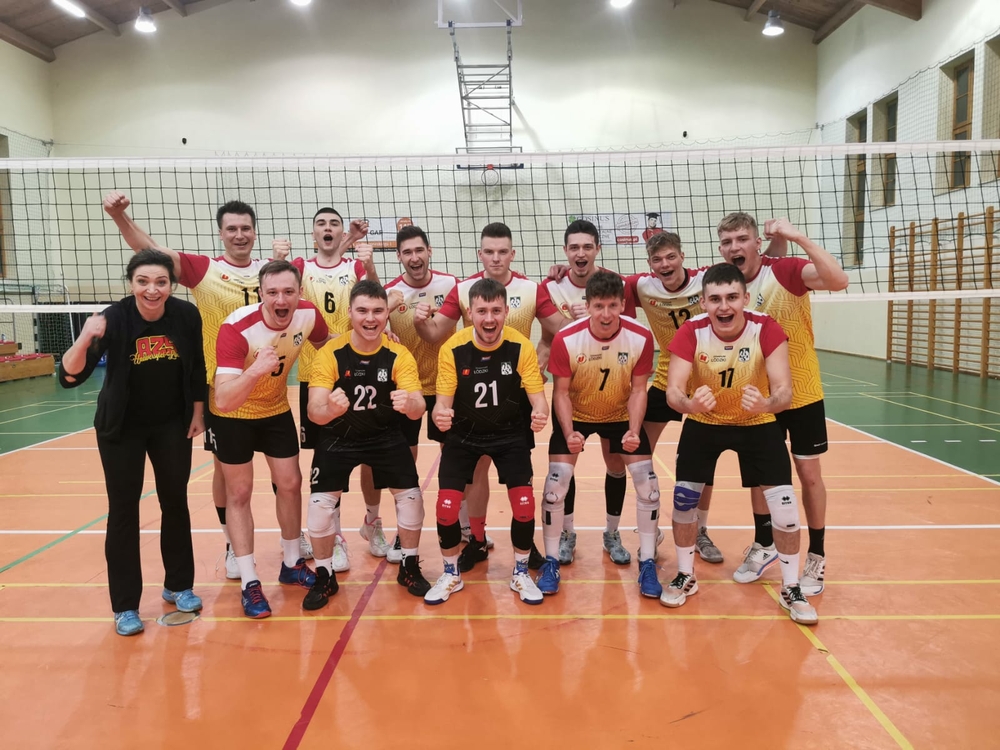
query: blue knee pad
671 481 704 524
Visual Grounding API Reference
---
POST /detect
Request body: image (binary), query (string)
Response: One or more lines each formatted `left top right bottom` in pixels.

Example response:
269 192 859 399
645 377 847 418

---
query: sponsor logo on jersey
310 276 328 285
647 299 659 307
353 369 367 377
601 345 610 351
617 352 629 365
474 366 489 375
509 296 521 308
738 347 751 362
462 368 471 376
711 355 726 363
343 369 351 377
435 294 445 307
724 345 734 350
501 362 513 375
561 303 570 312
398 305 407 313
576 354 587 364
699 353 709 363
377 368 388 382
293 332 303 346
221 274 230 281
589 354 602 361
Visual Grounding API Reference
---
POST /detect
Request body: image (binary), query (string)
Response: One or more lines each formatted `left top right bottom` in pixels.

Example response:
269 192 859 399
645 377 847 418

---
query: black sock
808 527 826 557
565 476 576 517
215 506 226 525
753 513 773 547
605 473 627 517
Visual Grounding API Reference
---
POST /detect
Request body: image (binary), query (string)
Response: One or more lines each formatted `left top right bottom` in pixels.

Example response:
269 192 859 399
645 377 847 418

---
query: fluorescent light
762 10 785 36
135 7 156 33
53 0 87 19
610 0 633 7
290 0 313 6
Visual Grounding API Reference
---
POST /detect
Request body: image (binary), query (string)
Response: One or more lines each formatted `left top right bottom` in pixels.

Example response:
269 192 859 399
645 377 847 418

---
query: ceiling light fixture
135 7 156 33
290 0 313 7
53 0 87 19
610 0 633 8
762 10 785 37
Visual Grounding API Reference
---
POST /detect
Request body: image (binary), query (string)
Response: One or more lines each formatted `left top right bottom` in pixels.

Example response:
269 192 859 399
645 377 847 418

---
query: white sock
316 557 334 576
779 551 800 587
458 500 470 533
221 523 231 547
236 554 258 589
697 508 710 531
365 505 379 526
281 537 300 568
513 550 529 567
676 545 696 575
638 532 656 561
402 547 418 561
605 513 621 532
563 512 575 531
443 554 459 572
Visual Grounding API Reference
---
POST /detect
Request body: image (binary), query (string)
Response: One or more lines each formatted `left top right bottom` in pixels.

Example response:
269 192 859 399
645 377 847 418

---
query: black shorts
207 410 300 465
299 381 320 450
439 436 533 491
643 385 684 424
519 391 536 450
675 419 791 488
776 400 828 459
549 417 652 456
311 432 420 494
399 394 446 447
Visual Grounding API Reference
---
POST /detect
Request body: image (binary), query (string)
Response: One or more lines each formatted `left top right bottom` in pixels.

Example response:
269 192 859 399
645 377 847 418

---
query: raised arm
764 218 849 292
102 191 181 278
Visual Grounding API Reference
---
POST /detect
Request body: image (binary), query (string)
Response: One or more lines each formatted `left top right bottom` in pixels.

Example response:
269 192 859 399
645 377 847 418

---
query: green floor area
0 354 997 479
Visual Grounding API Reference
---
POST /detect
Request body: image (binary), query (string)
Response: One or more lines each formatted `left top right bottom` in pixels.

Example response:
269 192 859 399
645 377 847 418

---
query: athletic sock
753 513 774 547
402 548 418 561
676 545 696 575
779 552 801 587
443 553 460 572
513 550 529 566
364 505 379 526
236 555 258 589
316 557 334 576
697 507 710 531
470 516 487 541
280 537 300 568
808 527 826 557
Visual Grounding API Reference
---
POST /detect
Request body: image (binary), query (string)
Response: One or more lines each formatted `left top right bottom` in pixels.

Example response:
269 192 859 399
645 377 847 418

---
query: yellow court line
860 394 1000 435
763 584 913 750
884 393 1000 418
653 453 676 482
0 403 95 426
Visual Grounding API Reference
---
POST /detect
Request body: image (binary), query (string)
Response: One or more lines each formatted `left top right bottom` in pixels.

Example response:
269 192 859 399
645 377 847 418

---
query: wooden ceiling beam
0 20 56 63
744 0 767 21
72 0 122 37
162 0 188 17
861 0 921 21
813 0 864 43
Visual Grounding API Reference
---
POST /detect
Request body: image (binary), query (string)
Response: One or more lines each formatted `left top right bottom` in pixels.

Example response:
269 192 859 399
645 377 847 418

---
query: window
951 60 973 189
853 112 867 264
884 98 898 206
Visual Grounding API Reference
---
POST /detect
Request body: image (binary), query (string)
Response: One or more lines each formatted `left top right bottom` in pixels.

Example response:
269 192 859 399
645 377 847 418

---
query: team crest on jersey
377 368 388 382
756 293 764 308
576 354 587 364
501 361 513 375
617 352 629 365
688 295 700 305
339 275 350 286
509 296 521 308
434 294 445 307
293 332 303 346
738 347 751 362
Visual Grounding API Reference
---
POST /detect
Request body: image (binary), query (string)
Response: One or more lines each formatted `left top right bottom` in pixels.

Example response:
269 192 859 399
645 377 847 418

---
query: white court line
0 403 93 426
19 447 97 451
0 427 93 457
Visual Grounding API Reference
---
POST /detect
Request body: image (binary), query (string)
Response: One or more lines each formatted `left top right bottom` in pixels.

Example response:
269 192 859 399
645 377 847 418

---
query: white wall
0 41 53 146
46 0 817 157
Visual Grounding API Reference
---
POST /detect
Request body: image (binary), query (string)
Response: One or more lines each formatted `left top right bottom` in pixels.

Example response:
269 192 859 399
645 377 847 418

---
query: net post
905 221 916 366
953 213 965 373
928 218 939 371
981 206 994 377
887 226 896 363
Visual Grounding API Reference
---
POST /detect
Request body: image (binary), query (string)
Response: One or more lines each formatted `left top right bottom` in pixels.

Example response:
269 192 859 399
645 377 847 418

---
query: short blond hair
645 232 682 257
716 212 758 238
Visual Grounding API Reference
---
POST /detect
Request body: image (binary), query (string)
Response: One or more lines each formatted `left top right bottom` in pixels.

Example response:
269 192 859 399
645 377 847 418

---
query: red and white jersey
178 253 269 382
668 311 787 427
385 270 459 395
539 267 620 321
293 255 366 382
215 301 328 419
437 270 559 338
549 316 655 423
625 269 705 391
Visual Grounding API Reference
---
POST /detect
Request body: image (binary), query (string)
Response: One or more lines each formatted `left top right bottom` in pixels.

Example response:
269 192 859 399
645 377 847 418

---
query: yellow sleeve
310 341 338 391
392 345 423 393
436 339 458 397
515 334 544 395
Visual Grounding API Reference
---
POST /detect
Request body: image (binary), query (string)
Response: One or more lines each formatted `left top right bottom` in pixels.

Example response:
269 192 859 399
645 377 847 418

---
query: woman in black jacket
61 249 208 636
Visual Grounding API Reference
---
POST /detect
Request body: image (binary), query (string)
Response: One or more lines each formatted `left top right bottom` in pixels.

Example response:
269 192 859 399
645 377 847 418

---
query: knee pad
764 485 800 533
628 460 661 504
671 481 704 525
607 468 627 480
507 486 535 523
393 488 424 531
542 462 574 514
307 492 340 537
436 488 463 527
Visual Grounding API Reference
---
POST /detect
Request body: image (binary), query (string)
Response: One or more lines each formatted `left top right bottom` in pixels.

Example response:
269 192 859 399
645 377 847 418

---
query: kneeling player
305 281 431 609
661 263 817 624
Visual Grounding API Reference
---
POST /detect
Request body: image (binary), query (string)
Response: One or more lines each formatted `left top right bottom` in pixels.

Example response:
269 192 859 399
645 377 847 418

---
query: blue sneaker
536 555 561 595
114 610 144 636
638 558 662 598
241 581 271 619
279 558 316 588
161 588 203 613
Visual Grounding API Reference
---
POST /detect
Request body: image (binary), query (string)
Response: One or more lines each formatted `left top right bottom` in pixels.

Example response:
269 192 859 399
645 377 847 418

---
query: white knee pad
307 492 341 538
607 468 627 480
671 480 704 525
764 485 801 533
543 462 574 515
393 488 424 531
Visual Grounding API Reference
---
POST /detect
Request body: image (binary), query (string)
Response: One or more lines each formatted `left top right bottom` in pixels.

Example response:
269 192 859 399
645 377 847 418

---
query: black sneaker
458 535 489 572
397 556 432 597
302 566 338 611
527 542 546 571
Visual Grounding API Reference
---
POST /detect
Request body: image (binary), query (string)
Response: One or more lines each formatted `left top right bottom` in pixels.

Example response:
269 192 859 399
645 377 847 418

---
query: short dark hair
258 259 301 288
646 231 683 256
468 277 506 305
585 270 624 301
313 207 343 224
702 262 747 292
564 219 600 246
396 225 429 249
480 222 512 241
126 248 177 284
216 200 257 229
350 280 388 304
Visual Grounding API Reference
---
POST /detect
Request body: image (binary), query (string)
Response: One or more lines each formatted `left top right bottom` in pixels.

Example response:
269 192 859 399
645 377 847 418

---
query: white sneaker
660 572 698 608
332 533 350 573
386 534 403 564
779 584 819 624
799 552 826 596
424 563 464 605
732 542 778 583
359 517 391 558
299 531 314 561
485 534 495 550
224 548 240 580
509 560 543 604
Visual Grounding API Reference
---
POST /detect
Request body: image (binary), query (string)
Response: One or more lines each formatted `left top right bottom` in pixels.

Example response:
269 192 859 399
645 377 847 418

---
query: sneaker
387 534 403 565
332 534 350 573
485 534 495 550
659 572 698 608
424 563 464 605
303 566 339 610
510 560 543 604
603 530 631 565
637 558 662 598
536 556 561 595
779 584 819 625
241 581 272 619
458 535 489 573
397 556 432 597
359 517 391 558
732 543 778 583
558 530 577 565
299 531 314 561
279 558 317 588
114 610 144 636
462 527 495 551
696 528 724 564
161 588 203 613
799 553 826 596
528 542 547 570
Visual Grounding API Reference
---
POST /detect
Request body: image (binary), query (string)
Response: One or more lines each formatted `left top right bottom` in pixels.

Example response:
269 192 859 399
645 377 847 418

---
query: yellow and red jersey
437 270 559 338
